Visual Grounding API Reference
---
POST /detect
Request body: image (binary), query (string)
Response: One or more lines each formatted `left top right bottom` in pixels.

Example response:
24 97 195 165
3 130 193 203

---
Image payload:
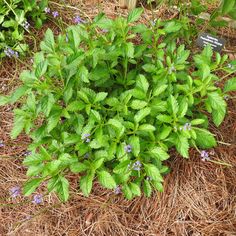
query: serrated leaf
169 95 179 115
224 77 236 92
67 101 85 112
113 160 130 174
23 178 43 196
57 176 69 202
221 0 235 14
143 179 152 197
70 162 88 173
127 8 143 23
134 107 151 123
144 164 163 182
35 61 48 78
130 100 147 109
80 171 94 197
122 184 133 200
98 171 116 189
138 124 156 132
94 92 108 103
11 116 25 139
136 74 149 93
129 136 140 157
92 158 104 169
194 128 217 148
208 92 226 126
129 182 141 196
176 135 189 158
152 84 168 97
150 147 170 161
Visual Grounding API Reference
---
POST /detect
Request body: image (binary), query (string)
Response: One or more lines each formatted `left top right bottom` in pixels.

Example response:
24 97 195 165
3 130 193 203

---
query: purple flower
124 144 132 153
24 150 32 156
183 123 191 131
0 141 4 147
102 29 108 33
52 11 59 18
114 186 121 195
73 15 85 24
22 21 30 30
132 160 142 171
82 133 91 143
32 194 43 204
44 7 51 13
10 186 21 198
84 153 89 159
4 48 19 58
200 150 210 161
168 65 176 74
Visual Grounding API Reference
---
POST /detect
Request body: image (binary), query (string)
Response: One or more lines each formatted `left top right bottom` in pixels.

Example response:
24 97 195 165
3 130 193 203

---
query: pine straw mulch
1 0 236 235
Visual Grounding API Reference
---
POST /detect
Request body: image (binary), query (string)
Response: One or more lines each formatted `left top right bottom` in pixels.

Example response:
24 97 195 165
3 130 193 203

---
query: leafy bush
1 9 236 201
0 0 48 58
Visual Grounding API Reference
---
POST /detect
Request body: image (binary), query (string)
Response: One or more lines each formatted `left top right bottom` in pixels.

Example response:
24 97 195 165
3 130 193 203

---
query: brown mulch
1 1 236 235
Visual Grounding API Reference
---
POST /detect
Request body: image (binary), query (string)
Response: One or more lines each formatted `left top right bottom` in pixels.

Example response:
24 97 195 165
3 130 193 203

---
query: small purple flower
124 144 132 153
224 95 229 101
84 153 89 159
23 150 32 156
22 21 30 30
82 133 91 143
32 194 43 204
200 150 210 161
44 7 51 13
10 186 21 198
132 160 142 171
0 141 4 147
52 11 59 18
4 48 18 58
102 29 108 33
183 123 191 131
168 65 176 74
73 15 85 24
114 186 121 195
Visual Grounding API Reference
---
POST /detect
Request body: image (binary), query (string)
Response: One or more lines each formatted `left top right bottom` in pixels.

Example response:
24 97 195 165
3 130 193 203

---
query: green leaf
134 107 151 123
194 128 217 148
224 77 236 92
98 171 116 189
159 125 172 140
23 178 43 196
80 171 94 197
35 61 48 78
191 119 205 125
9 86 28 104
122 184 133 200
47 110 61 132
11 116 25 139
92 158 104 169
221 0 236 14
143 164 163 182
152 181 164 192
130 100 147 109
57 177 69 202
168 95 179 115
113 160 130 174
129 182 141 196
129 136 140 157
40 29 55 53
143 179 152 197
78 66 89 83
153 84 168 97
150 147 169 161
127 8 143 23
67 101 85 111
94 92 108 103
156 115 172 123
70 162 88 173
136 74 149 93
138 124 156 132
208 92 226 126
176 135 189 158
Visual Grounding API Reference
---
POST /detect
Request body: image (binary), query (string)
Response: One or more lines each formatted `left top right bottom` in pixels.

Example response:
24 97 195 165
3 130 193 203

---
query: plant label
196 33 225 52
